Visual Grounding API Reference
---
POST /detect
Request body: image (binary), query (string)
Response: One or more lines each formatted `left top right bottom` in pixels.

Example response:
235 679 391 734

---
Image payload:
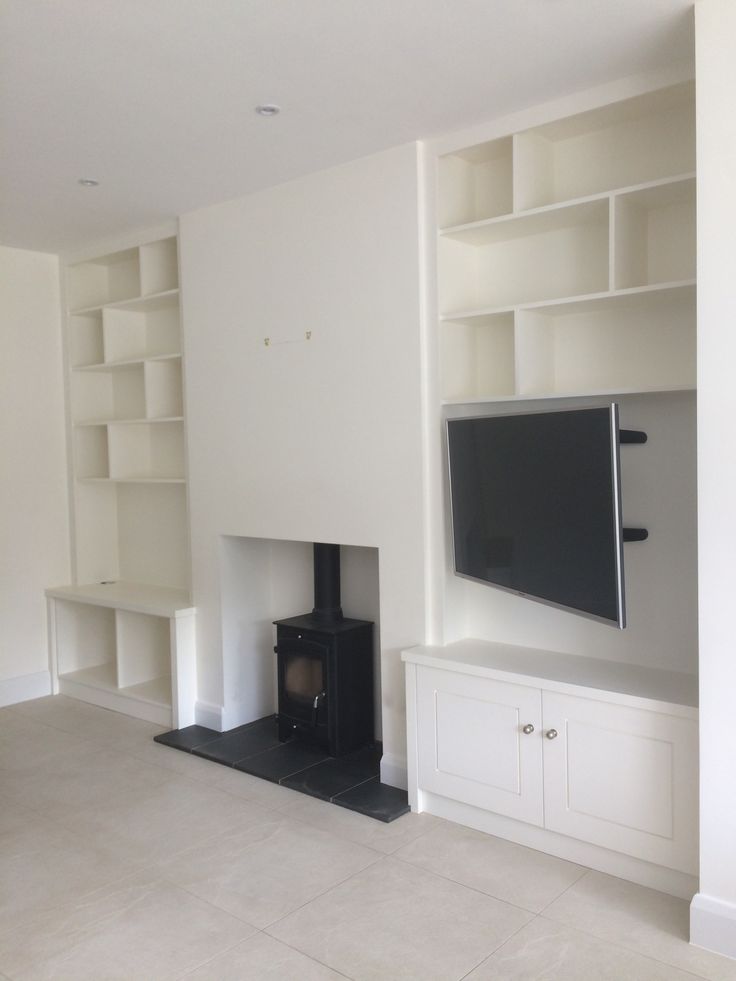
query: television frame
445 403 626 628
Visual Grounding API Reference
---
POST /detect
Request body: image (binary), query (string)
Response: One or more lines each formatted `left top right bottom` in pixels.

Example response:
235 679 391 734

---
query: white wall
0 246 70 702
691 0 736 960
179 143 426 781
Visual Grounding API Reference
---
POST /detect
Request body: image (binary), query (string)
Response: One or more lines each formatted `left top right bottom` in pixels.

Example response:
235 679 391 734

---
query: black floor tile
234 740 330 783
281 744 381 801
191 716 283 765
153 724 221 752
333 776 410 823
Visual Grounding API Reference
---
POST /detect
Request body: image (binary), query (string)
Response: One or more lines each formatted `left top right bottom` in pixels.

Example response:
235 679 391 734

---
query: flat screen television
446 404 626 627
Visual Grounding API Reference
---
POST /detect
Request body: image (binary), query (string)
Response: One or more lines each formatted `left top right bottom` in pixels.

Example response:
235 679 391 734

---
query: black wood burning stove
274 543 374 757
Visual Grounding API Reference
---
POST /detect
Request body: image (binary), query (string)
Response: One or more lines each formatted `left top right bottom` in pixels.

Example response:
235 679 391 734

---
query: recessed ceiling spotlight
255 104 280 117
78 178 99 187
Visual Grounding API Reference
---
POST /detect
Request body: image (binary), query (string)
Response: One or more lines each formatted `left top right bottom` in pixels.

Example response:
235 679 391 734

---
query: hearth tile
333 777 410 823
153 725 221 752
192 718 282 766
281 746 380 801
234 742 330 783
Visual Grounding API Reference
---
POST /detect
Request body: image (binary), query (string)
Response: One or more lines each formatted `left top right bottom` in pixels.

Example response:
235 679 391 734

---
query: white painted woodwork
46 582 196 728
542 691 698 874
416 665 543 825
437 84 695 403
51 233 194 724
403 641 699 885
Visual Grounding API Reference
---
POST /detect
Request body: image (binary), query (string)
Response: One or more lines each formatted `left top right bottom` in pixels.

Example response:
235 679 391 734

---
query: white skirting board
380 752 408 790
195 699 225 732
417 790 698 901
690 893 736 962
0 670 51 707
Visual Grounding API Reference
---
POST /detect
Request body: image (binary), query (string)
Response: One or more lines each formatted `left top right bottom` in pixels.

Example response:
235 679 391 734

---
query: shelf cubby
71 363 146 424
139 237 178 296
74 425 109 479
67 248 141 312
513 83 695 211
439 199 609 312
440 314 515 401
115 609 171 690
107 420 185 481
102 293 181 363
144 358 183 419
613 177 696 290
54 599 117 683
438 137 513 228
68 311 104 368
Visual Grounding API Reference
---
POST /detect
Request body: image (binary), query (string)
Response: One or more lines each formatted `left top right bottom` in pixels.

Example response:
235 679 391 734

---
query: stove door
275 635 329 740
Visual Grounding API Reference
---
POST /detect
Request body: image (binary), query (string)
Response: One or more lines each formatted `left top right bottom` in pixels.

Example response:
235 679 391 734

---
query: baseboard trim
690 893 736 961
380 752 408 790
194 700 225 732
0 670 51 708
417 790 698 900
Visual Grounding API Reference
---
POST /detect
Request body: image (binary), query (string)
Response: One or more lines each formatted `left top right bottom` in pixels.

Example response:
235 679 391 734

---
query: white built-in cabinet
404 643 699 894
46 233 194 727
437 82 696 402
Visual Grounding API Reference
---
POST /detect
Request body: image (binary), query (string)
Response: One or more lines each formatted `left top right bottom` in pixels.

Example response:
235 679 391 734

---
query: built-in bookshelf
437 82 696 402
48 233 193 726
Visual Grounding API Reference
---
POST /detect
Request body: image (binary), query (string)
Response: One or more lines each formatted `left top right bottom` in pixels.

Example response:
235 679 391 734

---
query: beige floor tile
182 932 348 980
54 772 278 864
0 713 96 771
267 855 533 981
394 821 586 912
465 915 704 980
1 743 179 819
278 791 443 854
125 740 229 784
212 764 306 808
12 876 254 981
544 871 736 981
160 811 381 929
0 814 138 935
10 695 165 751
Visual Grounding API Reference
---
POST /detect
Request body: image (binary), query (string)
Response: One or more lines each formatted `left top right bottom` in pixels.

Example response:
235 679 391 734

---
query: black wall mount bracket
623 528 649 542
620 429 648 444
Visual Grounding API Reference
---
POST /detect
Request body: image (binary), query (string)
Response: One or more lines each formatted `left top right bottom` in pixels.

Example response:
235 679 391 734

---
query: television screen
446 405 625 627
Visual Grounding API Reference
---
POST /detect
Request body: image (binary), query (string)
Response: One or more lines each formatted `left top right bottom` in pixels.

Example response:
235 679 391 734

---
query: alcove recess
47 233 195 727
437 82 696 402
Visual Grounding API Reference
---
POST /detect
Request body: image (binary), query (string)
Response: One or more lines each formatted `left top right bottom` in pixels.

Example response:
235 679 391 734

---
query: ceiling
1 0 694 255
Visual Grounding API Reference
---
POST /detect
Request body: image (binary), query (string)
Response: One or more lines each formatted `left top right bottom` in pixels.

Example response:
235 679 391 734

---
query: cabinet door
542 692 698 874
416 666 543 826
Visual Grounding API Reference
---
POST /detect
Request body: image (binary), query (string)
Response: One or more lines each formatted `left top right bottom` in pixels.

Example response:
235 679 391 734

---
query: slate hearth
154 715 410 822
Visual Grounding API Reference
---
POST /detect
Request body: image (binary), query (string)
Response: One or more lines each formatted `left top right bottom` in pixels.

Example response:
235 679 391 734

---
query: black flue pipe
312 543 343 623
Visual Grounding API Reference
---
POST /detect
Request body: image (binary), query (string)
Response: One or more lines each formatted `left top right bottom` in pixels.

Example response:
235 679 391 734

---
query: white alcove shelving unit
438 83 696 403
47 232 195 728
408 80 700 896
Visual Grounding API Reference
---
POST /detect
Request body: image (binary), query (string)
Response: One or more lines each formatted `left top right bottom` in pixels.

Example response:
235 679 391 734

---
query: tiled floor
1 696 735 981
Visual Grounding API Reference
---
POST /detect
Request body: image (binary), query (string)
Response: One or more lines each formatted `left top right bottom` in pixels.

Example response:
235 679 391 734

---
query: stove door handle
312 690 326 728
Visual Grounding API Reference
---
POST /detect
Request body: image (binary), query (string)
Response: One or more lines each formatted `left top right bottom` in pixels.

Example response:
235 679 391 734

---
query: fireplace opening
274 543 374 757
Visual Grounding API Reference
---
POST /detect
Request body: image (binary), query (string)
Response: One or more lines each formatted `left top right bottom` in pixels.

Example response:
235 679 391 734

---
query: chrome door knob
522 723 535 734
546 728 558 740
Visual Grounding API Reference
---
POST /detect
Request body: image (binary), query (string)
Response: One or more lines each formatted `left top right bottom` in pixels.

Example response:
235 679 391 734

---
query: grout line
536 865 591 915
457 914 540 981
